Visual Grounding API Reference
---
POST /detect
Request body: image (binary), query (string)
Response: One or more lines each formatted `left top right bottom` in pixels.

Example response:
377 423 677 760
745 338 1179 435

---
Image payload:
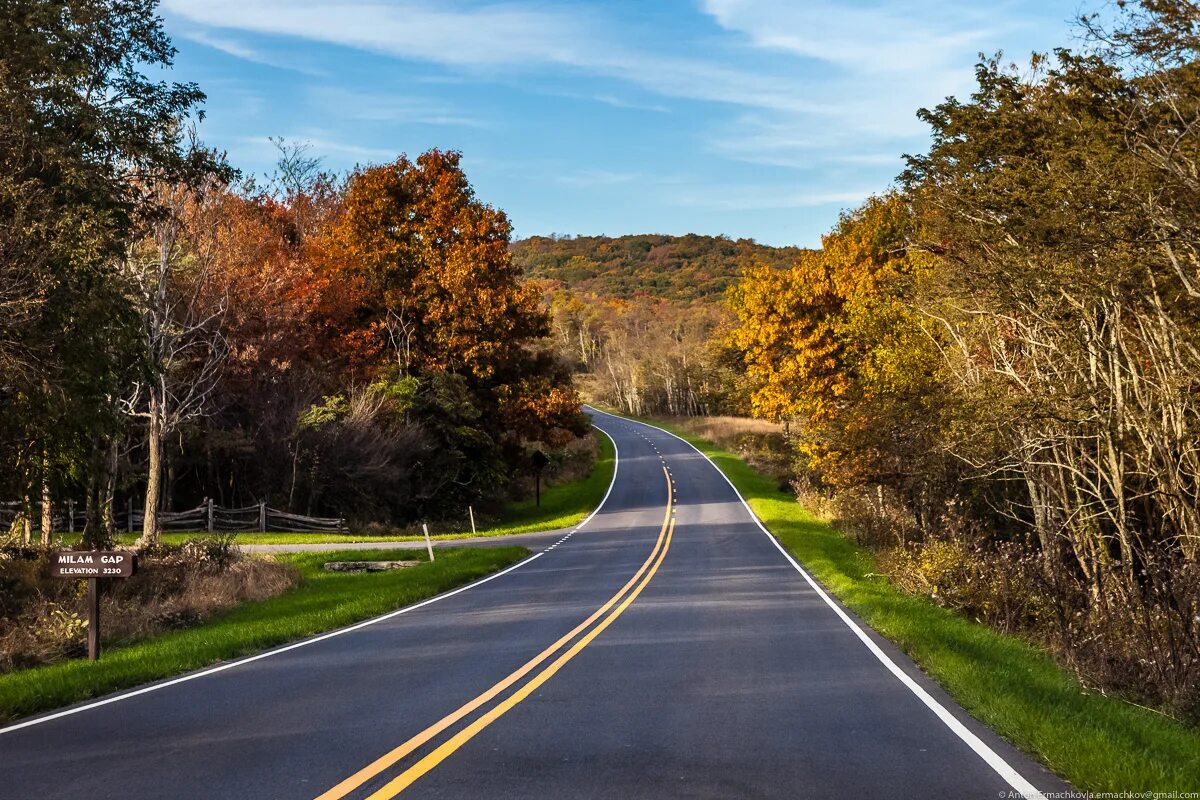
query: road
0 408 1068 799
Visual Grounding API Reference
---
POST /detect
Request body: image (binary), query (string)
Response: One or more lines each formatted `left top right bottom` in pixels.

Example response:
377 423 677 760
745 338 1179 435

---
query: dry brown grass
654 415 792 484
0 542 299 671
663 415 782 443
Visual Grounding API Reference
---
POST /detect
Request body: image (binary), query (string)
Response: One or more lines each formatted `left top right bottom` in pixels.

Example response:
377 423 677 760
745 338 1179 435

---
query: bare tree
123 179 228 546
268 138 324 200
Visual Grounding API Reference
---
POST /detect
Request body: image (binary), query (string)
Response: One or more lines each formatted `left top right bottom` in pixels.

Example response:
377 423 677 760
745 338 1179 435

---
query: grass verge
637 414 1200 793
0 546 527 723
84 429 617 547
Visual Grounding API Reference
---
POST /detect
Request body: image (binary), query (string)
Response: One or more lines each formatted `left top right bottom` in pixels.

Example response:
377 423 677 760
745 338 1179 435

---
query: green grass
81 430 617 547
479 427 615 536
0 546 527 723
637 415 1200 793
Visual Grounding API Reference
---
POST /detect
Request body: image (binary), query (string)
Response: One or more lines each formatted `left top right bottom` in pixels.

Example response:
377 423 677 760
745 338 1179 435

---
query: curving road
0 409 1068 799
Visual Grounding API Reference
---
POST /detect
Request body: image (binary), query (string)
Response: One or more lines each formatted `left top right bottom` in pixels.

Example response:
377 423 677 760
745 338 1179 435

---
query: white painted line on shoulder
569 425 620 534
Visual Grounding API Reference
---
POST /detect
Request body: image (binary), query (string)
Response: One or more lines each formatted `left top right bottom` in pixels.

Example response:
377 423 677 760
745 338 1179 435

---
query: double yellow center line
316 465 677 800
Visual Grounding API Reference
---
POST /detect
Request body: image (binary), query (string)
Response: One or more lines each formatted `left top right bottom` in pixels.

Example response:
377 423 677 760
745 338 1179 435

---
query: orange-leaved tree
318 150 584 465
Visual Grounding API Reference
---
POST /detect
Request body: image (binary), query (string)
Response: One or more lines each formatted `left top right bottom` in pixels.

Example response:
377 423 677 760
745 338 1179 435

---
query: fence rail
0 499 345 535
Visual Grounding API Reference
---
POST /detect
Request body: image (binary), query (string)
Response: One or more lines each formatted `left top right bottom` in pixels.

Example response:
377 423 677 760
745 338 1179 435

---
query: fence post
68 499 75 534
422 523 435 562
206 498 214 533
469 506 476 535
258 500 266 533
126 497 133 534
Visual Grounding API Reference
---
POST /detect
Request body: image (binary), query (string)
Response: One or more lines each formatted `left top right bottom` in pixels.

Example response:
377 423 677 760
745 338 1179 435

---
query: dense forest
0 2 585 548
516 234 802 416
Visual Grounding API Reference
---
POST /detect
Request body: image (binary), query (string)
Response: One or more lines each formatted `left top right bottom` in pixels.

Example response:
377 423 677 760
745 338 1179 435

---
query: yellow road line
368 515 678 799
315 467 675 800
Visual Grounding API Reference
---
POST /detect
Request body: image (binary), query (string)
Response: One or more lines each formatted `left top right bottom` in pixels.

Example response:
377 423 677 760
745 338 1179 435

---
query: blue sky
159 0 1087 247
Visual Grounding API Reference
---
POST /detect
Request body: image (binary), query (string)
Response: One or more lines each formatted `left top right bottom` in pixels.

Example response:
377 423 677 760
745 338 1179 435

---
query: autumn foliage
196 151 586 521
725 5 1200 720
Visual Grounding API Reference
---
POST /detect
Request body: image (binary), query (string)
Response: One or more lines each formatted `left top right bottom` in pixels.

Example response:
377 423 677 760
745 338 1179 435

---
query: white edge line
571 423 619 533
2 422 625 736
594 408 1047 800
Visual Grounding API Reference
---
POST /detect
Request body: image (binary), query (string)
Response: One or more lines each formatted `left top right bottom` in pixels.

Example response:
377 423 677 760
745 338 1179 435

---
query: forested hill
511 234 806 301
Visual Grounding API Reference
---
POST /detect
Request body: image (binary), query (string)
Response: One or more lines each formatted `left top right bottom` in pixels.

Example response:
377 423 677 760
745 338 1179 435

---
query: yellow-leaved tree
727 194 949 512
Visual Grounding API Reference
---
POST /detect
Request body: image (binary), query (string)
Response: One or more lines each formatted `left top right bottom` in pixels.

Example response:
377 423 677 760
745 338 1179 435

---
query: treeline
514 233 804 301
0 3 584 548
541 292 728 417
726 3 1200 719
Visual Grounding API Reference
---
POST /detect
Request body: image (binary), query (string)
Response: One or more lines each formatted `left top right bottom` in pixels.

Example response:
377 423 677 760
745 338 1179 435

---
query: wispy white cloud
554 169 641 187
163 1 593 68
591 94 671 114
162 0 825 116
306 87 490 128
671 184 880 211
692 0 1003 170
699 0 996 76
240 135 396 163
163 0 993 160
179 29 325 76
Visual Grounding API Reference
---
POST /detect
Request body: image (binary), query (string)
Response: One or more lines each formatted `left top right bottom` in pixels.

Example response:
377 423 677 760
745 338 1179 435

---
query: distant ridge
512 234 806 302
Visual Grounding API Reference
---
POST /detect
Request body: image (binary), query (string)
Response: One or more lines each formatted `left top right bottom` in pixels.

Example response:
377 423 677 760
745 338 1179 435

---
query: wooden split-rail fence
0 499 346 534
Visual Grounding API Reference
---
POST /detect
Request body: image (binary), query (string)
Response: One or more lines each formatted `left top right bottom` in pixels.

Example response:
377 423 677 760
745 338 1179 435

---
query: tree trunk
288 444 300 510
40 450 52 545
82 438 106 549
164 444 175 513
21 487 32 545
102 436 119 543
140 393 164 547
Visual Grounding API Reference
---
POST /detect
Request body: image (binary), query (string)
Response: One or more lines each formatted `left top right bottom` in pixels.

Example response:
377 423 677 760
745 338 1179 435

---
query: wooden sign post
50 551 137 661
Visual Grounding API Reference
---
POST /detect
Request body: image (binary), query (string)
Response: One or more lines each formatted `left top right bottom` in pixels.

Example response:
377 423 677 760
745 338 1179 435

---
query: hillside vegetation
517 234 805 418
512 234 805 301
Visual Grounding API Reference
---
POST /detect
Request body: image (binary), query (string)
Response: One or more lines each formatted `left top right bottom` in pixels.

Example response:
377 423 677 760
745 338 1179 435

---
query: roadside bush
876 531 1200 724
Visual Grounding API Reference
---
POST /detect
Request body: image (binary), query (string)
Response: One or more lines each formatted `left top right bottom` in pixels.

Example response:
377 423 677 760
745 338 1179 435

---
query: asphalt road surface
0 408 1069 799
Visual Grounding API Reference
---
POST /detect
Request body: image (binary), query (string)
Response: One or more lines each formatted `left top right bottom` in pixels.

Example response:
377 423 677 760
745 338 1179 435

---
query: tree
319 150 585 467
726 195 947 507
125 175 229 546
0 0 219 547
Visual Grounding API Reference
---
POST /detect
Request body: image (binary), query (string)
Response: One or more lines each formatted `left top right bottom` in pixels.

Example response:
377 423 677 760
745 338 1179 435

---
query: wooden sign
50 550 138 661
50 550 137 579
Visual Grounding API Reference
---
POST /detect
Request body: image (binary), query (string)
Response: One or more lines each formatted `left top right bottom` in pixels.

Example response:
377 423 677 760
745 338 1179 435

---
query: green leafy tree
0 0 224 545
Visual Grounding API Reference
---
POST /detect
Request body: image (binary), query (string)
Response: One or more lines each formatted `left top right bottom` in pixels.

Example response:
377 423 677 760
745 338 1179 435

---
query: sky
158 0 1088 247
